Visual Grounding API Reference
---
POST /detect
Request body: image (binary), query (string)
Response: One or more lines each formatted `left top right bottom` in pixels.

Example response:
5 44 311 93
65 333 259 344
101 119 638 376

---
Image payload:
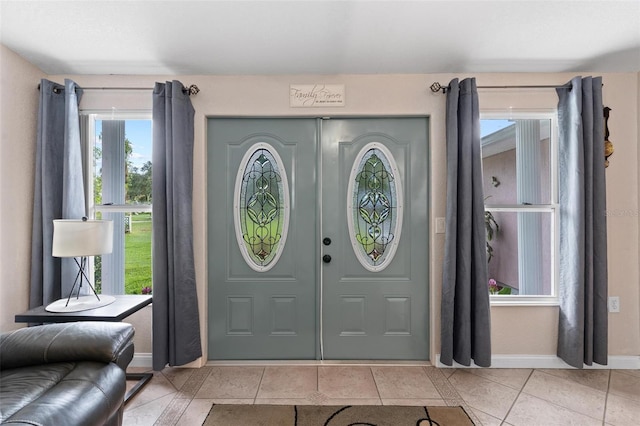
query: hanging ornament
604 106 614 168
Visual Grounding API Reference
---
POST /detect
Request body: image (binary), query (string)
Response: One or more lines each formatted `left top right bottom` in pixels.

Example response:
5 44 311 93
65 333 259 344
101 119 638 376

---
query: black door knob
323 237 332 246
322 254 332 263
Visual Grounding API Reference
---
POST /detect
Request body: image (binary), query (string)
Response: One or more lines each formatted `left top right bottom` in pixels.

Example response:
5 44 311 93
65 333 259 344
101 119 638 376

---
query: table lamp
45 218 117 312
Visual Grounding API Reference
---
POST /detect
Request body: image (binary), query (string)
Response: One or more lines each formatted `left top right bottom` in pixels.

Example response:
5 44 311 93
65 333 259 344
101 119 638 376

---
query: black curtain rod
429 81 572 94
37 83 200 96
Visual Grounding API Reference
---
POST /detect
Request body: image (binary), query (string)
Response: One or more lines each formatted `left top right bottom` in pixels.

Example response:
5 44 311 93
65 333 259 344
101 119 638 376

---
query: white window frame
481 110 560 306
82 110 153 295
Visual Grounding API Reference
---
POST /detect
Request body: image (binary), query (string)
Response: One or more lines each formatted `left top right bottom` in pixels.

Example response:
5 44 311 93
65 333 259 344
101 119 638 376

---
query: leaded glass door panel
321 118 429 359
208 118 317 359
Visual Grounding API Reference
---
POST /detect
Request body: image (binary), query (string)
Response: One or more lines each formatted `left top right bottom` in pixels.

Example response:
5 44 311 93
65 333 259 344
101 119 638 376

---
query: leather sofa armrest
0 322 135 371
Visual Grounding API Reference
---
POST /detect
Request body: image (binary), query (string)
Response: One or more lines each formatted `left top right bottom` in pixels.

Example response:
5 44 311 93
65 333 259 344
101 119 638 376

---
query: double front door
207 117 429 360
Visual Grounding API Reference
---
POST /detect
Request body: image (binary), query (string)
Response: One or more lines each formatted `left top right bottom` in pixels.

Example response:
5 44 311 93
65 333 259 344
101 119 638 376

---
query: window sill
95 204 152 213
489 296 559 307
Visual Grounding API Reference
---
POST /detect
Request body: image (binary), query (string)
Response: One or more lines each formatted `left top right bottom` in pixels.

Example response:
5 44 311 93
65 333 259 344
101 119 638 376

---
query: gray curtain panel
30 79 85 308
440 78 492 367
557 76 608 368
152 81 202 371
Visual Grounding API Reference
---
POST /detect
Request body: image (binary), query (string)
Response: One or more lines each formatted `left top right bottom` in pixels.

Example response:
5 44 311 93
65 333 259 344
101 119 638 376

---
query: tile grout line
178 366 212 399
154 368 206 425
253 366 266 404
306 366 327 405
499 368 535 425
523 370 610 423
153 367 215 425
144 371 183 426
154 397 190 426
124 371 176 412
422 366 481 425
368 366 384 405
466 367 533 392
602 369 612 426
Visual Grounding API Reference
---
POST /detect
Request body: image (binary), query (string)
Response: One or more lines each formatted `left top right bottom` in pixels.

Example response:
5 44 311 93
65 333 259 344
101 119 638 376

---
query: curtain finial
187 84 200 96
430 82 447 94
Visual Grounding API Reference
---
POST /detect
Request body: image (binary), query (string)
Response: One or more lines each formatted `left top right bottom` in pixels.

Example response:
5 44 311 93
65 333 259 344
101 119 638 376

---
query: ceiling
1 0 639 76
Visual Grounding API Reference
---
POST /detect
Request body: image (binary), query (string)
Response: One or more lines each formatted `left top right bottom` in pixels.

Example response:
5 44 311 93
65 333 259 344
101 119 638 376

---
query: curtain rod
38 83 200 96
429 81 571 94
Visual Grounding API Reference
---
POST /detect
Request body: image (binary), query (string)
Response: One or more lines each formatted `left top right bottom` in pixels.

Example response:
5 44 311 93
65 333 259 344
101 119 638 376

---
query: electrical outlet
608 296 620 313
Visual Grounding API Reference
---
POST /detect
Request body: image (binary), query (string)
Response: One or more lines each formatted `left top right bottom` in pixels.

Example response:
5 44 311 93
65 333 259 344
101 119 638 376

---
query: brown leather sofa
0 321 135 426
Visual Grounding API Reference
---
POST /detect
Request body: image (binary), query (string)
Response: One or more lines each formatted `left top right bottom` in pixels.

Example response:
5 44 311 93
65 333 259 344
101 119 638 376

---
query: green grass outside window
125 212 152 294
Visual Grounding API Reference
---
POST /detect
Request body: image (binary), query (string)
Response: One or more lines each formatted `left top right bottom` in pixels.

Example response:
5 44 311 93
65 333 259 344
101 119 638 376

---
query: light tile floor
123 365 640 425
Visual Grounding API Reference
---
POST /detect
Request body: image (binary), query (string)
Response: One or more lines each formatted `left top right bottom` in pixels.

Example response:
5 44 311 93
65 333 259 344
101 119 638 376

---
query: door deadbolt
323 237 332 246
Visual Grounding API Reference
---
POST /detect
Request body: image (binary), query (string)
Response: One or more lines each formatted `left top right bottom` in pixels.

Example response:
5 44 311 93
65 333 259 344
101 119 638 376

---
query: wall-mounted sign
290 84 345 107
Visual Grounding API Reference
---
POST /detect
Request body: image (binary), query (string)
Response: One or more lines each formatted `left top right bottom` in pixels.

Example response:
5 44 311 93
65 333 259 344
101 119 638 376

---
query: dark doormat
203 404 475 425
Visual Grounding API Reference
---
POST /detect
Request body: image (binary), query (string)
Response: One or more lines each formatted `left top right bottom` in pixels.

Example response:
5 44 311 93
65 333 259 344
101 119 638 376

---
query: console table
15 294 153 403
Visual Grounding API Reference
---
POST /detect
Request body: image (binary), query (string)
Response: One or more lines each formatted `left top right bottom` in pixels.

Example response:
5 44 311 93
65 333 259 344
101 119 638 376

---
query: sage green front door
320 118 429 359
208 118 318 359
208 117 429 360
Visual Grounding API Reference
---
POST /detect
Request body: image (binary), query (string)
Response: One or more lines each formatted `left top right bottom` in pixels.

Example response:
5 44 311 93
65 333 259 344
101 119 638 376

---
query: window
84 113 153 295
481 112 558 304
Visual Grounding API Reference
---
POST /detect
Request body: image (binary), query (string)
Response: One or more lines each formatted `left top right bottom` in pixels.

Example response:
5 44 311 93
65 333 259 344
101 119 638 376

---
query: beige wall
2 51 638 365
0 44 44 331
600 73 640 357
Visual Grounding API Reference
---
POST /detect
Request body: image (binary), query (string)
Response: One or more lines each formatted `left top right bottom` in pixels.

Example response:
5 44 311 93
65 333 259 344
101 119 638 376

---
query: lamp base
45 295 116 313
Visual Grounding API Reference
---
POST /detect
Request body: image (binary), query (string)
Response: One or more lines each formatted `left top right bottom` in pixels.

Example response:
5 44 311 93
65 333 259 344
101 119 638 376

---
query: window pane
92 118 153 295
482 119 551 205
94 212 152 295
94 120 153 205
486 210 553 296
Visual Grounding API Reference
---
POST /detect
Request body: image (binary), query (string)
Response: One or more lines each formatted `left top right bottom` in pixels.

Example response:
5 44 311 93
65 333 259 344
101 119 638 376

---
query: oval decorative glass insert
234 143 289 272
347 143 403 272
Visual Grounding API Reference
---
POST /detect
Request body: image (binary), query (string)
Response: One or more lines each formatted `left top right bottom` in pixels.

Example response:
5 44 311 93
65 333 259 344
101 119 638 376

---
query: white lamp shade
52 219 113 257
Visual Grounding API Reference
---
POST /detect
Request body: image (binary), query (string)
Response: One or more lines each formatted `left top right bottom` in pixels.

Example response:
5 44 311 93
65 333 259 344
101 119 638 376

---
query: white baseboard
131 352 639 369
436 354 640 369
130 353 152 368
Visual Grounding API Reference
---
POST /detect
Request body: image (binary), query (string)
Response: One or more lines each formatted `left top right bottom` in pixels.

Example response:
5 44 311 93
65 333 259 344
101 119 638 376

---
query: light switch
435 217 446 234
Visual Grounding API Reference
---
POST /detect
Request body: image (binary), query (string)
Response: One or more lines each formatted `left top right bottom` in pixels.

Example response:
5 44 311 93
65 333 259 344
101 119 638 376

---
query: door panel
208 118 317 359
321 118 429 359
